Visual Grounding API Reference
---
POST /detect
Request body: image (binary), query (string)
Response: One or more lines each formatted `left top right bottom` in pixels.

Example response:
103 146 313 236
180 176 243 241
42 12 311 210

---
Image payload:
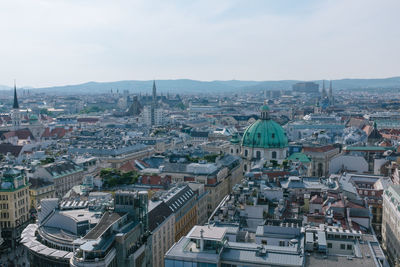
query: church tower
11 81 21 130
321 80 327 98
329 80 334 105
151 80 157 126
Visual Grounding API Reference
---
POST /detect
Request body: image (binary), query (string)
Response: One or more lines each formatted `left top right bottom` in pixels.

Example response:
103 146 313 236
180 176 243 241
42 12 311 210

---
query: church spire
151 80 157 126
13 80 19 109
152 80 156 102
321 80 327 98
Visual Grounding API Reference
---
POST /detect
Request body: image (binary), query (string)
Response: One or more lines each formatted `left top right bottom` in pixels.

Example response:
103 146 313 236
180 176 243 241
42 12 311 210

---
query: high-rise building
141 105 165 126
292 82 319 93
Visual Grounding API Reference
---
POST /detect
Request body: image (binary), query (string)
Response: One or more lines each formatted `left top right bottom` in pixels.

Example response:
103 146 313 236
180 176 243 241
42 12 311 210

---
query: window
347 244 352 250
328 243 332 248
272 133 275 138
245 150 248 157
279 241 285 246
257 133 261 138
256 151 261 159
262 240 267 245
340 244 346 250
231 149 233 154
272 151 277 159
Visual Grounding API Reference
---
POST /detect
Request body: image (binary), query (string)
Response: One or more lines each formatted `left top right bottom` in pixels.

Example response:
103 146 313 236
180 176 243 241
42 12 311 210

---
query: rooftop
187 226 226 242
84 212 122 240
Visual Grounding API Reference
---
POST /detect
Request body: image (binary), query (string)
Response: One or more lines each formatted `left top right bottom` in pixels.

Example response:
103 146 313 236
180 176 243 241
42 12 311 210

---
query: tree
80 106 105 114
40 108 53 116
100 168 140 188
40 157 55 165
204 154 219 163
270 160 278 167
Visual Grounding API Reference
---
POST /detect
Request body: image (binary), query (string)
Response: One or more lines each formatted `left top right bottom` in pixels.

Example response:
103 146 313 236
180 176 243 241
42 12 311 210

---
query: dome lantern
260 100 270 120
241 102 288 149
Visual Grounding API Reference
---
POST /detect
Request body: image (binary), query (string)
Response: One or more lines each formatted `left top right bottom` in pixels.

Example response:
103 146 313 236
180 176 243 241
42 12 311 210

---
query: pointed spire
152 80 156 100
321 80 327 98
13 80 19 109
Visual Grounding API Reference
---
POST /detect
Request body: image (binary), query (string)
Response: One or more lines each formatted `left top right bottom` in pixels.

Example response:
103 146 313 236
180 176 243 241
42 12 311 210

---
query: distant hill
2 76 400 94
0 85 11 90
33 80 262 94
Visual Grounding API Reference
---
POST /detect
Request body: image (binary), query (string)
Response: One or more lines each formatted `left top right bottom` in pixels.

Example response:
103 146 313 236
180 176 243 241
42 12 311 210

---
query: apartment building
0 168 30 248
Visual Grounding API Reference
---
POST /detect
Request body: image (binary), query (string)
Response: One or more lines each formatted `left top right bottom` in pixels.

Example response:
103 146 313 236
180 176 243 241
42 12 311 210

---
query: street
0 244 29 267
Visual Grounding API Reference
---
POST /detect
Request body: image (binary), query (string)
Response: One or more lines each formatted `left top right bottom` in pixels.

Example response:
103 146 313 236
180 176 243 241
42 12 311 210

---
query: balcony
71 247 116 267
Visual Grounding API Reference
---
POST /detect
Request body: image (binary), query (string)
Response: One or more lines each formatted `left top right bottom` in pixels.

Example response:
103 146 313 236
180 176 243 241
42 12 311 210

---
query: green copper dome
241 104 288 149
29 114 38 121
230 134 240 144
261 104 269 111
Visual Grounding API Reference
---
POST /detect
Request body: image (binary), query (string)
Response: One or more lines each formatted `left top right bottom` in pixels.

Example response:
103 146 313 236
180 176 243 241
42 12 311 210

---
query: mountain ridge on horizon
1 76 400 94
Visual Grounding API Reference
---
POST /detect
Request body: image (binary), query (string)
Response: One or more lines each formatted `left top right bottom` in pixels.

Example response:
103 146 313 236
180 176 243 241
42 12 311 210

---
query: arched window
272 151 277 159
245 150 248 157
256 151 261 159
231 148 233 154
236 149 239 154
244 164 247 171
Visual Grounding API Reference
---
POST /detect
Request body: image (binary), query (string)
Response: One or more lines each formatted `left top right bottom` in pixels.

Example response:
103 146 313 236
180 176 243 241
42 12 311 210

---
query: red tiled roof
2 129 34 140
0 143 23 157
330 200 345 208
119 161 138 172
362 125 373 136
141 175 171 186
310 195 323 204
77 118 99 123
346 201 365 209
207 178 217 185
41 127 71 139
303 145 336 153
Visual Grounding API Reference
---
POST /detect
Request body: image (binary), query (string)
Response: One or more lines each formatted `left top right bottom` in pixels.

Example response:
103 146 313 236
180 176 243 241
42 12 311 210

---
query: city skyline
1 0 399 87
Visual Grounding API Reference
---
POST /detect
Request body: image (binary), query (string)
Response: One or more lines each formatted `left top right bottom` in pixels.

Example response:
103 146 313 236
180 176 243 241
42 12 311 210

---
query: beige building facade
382 185 400 266
0 168 30 248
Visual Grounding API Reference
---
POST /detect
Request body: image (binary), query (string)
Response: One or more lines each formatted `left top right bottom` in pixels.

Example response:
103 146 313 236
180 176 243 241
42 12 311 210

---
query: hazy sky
1 0 399 87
